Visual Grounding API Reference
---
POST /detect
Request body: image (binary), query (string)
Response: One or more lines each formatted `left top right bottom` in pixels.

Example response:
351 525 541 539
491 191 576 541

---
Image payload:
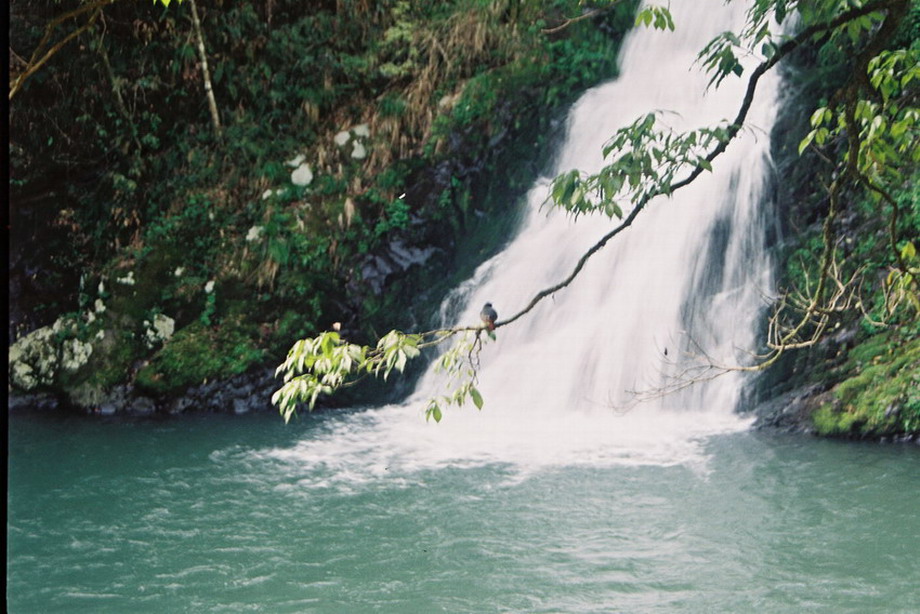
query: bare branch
541 1 626 35
188 0 223 139
9 0 119 100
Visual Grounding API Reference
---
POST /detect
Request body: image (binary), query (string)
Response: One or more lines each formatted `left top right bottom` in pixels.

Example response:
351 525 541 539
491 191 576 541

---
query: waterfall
267 0 781 481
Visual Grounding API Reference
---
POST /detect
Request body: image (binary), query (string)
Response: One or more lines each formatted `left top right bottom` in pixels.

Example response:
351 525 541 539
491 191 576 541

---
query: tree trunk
188 0 222 140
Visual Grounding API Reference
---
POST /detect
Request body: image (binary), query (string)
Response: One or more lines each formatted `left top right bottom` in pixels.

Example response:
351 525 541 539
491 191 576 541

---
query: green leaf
810 106 829 127
470 386 484 410
395 349 407 373
798 131 815 155
664 10 675 31
604 201 623 219
427 400 443 423
814 127 829 146
552 170 578 207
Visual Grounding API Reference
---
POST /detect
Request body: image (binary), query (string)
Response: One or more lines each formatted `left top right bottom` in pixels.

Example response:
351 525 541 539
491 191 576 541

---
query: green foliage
424 331 487 422
145 194 226 267
272 324 493 423
200 291 217 326
10 0 643 408
697 31 747 88
273 329 422 423
812 333 920 437
798 46 920 179
773 1 919 343
634 5 675 32
378 1 421 79
136 318 264 395
374 198 412 237
548 113 725 218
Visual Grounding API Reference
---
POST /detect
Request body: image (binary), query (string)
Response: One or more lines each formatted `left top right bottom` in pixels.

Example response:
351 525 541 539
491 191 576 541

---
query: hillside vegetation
9 0 637 409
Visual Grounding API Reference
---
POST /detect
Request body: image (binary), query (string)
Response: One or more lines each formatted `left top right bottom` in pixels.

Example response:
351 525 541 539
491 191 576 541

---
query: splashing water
266 0 781 483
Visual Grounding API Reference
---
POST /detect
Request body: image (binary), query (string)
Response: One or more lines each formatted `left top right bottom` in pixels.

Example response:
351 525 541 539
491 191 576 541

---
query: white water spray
265 0 781 482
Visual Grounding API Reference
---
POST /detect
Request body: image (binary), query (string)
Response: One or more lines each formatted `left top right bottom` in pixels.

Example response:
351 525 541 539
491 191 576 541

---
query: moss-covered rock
9 325 61 391
8 313 103 392
811 331 920 438
136 318 265 396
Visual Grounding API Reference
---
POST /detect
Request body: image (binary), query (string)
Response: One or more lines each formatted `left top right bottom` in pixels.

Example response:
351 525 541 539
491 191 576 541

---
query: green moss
273 309 315 342
84 330 142 391
136 318 265 395
105 248 184 323
47 326 145 410
812 332 920 437
813 403 862 436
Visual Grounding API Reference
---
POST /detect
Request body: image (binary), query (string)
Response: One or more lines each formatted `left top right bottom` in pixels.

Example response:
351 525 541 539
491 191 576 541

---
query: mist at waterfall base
8 2 920 613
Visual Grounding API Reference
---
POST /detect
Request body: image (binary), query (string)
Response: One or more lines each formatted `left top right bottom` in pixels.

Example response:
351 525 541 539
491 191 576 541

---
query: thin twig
10 0 119 100
541 1 626 35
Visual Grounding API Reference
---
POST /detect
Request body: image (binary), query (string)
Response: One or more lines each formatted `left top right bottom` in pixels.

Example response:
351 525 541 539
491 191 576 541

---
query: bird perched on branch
480 302 498 331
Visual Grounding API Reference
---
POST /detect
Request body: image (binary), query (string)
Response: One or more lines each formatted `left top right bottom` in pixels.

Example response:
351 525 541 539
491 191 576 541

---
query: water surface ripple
8 413 920 613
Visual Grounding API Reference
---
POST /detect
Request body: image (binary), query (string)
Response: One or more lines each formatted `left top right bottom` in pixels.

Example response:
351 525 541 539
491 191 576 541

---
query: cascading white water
266 0 781 482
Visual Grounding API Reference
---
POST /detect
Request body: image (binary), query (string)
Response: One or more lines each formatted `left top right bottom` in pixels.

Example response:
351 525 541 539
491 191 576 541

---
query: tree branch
493 0 903 331
9 0 119 100
541 0 626 35
188 0 223 139
273 0 913 419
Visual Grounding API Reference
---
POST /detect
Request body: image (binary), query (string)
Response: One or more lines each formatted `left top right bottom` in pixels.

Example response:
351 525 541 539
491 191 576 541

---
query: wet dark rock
8 365 281 418
131 396 157 416
98 385 131 415
8 392 59 413
750 384 826 434
176 366 279 414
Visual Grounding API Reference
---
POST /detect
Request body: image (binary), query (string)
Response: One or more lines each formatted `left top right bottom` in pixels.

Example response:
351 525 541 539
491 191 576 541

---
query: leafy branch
273 0 916 421
540 1 673 36
272 325 493 423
